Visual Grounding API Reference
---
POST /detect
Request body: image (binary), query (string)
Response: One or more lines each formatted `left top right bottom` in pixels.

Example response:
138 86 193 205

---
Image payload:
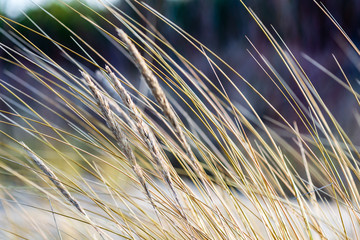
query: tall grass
0 1 359 239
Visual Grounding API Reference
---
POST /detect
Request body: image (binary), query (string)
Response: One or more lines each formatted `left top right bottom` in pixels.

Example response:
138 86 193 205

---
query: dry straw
22 142 86 215
95 70 137 130
105 65 187 219
115 30 232 237
21 142 107 240
80 70 157 216
116 29 209 186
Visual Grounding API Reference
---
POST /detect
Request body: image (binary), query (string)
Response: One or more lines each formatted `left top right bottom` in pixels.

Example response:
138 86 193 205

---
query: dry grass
0 1 359 239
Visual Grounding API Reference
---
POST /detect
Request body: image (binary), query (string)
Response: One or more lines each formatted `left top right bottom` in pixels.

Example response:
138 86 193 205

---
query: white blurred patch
0 0 120 18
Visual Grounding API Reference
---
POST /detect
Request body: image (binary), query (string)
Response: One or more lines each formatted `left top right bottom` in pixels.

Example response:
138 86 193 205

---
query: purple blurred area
138 0 360 138
0 0 360 137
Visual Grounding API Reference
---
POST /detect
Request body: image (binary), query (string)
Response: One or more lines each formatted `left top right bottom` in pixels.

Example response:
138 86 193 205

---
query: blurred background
0 0 360 138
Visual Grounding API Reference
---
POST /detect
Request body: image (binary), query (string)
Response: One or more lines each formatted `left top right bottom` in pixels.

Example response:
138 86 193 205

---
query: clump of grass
0 1 359 239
